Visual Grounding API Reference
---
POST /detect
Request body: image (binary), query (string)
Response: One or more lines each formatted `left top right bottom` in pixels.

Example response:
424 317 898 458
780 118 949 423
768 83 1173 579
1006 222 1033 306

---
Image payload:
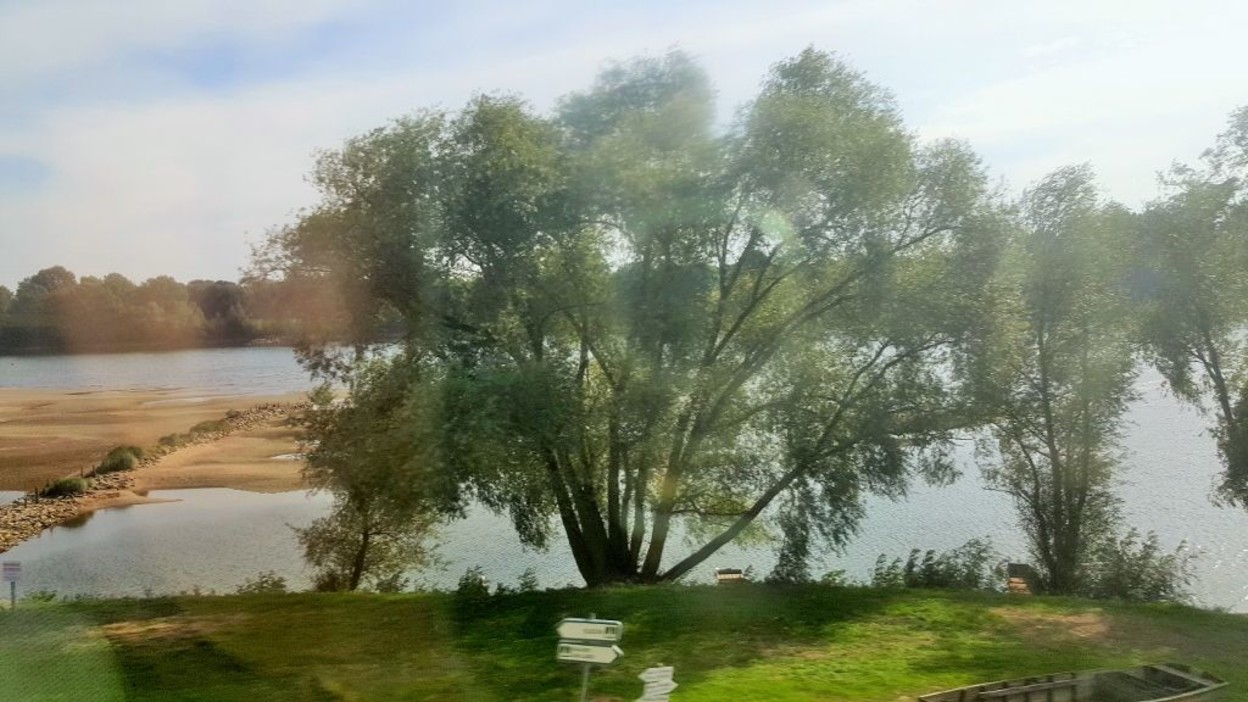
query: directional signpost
637 666 678 702
557 618 624 642
556 615 623 702
2 561 19 610
556 641 624 665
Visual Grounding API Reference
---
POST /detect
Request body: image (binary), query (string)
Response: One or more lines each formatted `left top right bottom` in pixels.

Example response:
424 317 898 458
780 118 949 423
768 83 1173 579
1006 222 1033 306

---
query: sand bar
0 388 307 492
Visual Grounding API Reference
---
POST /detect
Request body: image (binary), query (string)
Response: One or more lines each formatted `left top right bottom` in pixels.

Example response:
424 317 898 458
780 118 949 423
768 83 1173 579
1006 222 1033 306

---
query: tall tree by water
297 363 443 591
980 166 1137 594
256 49 1005 586
1135 107 1248 507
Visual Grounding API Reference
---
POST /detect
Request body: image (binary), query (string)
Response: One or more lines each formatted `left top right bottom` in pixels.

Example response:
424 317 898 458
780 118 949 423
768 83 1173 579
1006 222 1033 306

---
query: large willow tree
255 49 1003 585
1135 107 1248 507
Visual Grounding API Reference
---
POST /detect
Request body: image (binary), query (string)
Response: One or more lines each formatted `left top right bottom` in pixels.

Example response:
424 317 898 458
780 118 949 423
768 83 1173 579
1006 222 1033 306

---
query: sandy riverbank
0 388 309 492
0 398 313 552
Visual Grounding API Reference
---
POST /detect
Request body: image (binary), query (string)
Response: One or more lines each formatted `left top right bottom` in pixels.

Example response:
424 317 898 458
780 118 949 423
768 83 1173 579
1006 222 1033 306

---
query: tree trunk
348 529 371 591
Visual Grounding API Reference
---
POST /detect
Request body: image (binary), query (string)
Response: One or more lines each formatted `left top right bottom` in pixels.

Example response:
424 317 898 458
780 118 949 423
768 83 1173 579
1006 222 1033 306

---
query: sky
2 0 1246 290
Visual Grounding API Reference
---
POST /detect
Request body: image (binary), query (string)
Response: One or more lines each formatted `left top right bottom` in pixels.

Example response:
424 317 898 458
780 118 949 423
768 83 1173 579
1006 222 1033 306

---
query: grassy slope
1 586 1244 701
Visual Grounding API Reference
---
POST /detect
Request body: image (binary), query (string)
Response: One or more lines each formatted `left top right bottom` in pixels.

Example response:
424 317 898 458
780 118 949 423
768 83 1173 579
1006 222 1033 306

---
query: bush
452 566 496 619
92 445 142 475
372 573 410 593
24 589 58 603
819 569 853 587
455 566 491 600
1079 528 1194 604
234 571 288 595
871 538 1003 591
158 433 189 447
517 568 540 593
39 477 89 498
189 419 228 435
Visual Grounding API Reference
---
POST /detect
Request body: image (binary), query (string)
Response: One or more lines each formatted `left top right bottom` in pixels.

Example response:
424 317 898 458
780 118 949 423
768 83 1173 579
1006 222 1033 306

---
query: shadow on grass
72 597 338 702
905 594 1248 697
448 583 900 700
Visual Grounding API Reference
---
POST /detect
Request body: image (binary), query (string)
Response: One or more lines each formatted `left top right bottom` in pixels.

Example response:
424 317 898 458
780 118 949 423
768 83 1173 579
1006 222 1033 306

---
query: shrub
372 573 409 593
39 477 89 498
158 433 189 447
819 569 853 587
234 571 288 595
189 419 228 435
871 538 1003 591
311 571 349 592
452 566 496 618
455 566 491 600
24 589 58 603
517 568 540 593
92 445 142 475
1079 528 1195 604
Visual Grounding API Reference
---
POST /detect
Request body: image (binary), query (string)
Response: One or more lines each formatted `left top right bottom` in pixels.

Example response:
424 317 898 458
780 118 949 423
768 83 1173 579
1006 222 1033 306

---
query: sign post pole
578 612 595 702
556 612 626 701
2 562 19 611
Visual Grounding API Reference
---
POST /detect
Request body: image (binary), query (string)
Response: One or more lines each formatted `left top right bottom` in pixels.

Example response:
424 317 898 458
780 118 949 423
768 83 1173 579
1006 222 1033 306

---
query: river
1 347 1245 610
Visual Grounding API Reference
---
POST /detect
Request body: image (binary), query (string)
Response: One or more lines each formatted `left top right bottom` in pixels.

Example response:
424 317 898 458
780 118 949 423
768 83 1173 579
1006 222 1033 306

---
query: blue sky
2 0 1246 289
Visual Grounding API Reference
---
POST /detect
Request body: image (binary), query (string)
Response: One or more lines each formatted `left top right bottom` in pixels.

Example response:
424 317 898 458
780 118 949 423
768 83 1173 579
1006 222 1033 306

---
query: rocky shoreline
0 402 308 553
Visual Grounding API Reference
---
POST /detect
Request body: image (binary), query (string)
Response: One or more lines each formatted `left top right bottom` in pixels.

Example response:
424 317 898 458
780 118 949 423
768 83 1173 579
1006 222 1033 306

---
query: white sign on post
557 615 625 702
557 618 623 642
637 666 677 702
2 562 19 582
556 642 624 665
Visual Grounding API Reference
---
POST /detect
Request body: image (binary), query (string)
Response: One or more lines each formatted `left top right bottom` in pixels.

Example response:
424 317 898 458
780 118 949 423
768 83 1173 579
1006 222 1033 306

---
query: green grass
91 445 143 476
1 586 1244 701
37 476 89 497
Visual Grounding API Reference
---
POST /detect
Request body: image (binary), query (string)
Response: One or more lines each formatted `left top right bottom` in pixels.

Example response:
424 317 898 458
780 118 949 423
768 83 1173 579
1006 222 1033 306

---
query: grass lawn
1 585 1244 700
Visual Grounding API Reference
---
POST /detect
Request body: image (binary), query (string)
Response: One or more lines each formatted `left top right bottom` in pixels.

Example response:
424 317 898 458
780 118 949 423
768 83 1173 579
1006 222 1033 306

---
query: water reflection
57 511 95 530
0 367 1243 611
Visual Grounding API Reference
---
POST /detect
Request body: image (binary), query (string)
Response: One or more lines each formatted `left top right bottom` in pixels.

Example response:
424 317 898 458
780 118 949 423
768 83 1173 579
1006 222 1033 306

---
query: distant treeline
0 266 334 354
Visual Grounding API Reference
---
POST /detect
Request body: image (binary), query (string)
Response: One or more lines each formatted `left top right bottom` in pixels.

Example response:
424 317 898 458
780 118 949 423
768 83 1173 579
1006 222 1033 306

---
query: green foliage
296 497 436 592
516 568 540 593
1079 528 1195 604
23 589 59 603
234 571 288 595
456 562 494 602
979 166 1137 594
92 445 143 475
189 419 229 435
254 47 1004 587
39 477 88 498
818 569 852 587
15 588 1248 701
870 538 1003 591
157 433 190 447
1133 107 1248 507
0 263 336 354
295 362 442 592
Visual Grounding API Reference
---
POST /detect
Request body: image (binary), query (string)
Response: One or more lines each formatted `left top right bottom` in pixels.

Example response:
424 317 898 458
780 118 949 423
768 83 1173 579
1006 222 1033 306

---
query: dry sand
133 424 307 493
0 388 309 493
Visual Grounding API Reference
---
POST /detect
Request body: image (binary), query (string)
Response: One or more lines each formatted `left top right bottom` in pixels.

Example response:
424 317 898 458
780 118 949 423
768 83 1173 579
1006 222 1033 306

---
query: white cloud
2 0 1247 287
0 0 373 89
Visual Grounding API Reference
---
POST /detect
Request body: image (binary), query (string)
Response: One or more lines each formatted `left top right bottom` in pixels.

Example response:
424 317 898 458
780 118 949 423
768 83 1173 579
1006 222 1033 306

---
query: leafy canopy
258 48 1004 585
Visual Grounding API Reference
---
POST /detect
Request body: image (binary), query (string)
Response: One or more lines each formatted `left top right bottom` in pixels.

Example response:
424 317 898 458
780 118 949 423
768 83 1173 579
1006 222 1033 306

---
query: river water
1 348 1245 610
